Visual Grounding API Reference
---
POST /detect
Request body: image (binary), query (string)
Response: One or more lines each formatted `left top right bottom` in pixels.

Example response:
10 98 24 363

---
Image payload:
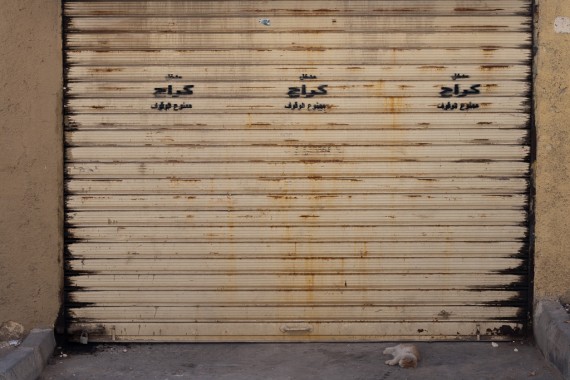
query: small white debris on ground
554 17 570 33
491 342 499 348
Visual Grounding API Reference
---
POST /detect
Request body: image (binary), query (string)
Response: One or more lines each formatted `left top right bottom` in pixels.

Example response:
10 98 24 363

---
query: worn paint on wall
0 0 63 330
535 0 570 300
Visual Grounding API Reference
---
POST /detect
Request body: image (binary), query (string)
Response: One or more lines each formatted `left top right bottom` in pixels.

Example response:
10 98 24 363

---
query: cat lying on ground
383 344 421 368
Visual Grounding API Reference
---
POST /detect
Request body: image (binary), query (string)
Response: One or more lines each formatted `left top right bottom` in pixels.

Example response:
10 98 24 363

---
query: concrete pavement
40 341 563 380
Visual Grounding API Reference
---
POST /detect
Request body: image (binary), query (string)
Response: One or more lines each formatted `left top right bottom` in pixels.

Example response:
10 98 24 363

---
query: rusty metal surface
64 0 532 342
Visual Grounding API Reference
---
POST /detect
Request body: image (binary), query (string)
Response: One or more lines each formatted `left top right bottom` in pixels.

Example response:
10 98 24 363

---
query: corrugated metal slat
67 65 531 82
67 32 532 49
66 49 531 66
67 242 525 258
67 194 528 210
68 16 531 33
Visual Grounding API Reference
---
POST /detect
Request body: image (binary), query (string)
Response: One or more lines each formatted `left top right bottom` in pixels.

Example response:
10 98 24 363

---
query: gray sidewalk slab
0 329 55 380
40 341 563 380
534 300 570 379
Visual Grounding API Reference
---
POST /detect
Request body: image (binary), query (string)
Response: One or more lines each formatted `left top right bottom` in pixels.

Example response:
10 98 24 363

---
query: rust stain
456 159 492 163
477 122 493 125
91 106 105 109
268 195 298 200
455 7 505 12
300 159 342 164
313 195 338 199
92 68 123 73
419 65 446 70
307 175 323 180
360 242 368 258
480 65 510 71
385 97 406 113
296 30 327 34
438 310 452 320
287 46 326 52
300 215 320 219
452 25 507 29
256 8 340 13
373 8 416 12
258 177 283 182
91 10 116 15
239 86 273 90
98 87 124 91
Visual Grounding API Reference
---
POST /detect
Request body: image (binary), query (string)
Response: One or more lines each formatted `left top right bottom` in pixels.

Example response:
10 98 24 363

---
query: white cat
383 344 421 368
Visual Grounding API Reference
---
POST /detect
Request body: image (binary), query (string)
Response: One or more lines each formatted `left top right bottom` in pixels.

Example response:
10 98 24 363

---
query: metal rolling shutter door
64 1 532 342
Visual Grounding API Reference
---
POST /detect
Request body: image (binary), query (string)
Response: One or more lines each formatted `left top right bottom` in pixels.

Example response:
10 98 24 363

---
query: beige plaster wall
0 1 63 330
534 0 570 300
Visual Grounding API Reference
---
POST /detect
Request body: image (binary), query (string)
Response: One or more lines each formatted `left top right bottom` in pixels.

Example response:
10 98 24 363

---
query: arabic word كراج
154 84 194 97
287 84 328 98
439 84 481 98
